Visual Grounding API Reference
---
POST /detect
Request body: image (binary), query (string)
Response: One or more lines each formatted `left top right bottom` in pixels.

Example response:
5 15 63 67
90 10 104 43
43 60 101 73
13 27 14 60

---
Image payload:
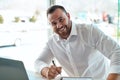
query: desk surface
27 71 105 80
27 71 60 80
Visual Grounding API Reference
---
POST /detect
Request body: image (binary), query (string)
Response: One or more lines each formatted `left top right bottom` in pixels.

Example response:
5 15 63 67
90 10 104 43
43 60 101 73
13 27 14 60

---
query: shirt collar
56 22 77 41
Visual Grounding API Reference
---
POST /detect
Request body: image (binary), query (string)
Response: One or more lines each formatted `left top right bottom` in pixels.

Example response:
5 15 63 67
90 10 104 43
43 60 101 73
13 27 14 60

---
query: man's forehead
51 8 64 14
48 9 65 22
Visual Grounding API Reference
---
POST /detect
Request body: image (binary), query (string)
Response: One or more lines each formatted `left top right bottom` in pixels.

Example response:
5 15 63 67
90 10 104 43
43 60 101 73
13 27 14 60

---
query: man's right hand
41 65 62 79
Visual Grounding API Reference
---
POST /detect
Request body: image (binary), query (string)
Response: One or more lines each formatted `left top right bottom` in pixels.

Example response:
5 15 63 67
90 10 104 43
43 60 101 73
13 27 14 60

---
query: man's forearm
107 73 120 80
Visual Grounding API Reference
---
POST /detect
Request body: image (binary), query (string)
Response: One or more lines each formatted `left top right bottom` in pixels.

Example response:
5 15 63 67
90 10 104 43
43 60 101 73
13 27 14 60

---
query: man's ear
66 13 70 19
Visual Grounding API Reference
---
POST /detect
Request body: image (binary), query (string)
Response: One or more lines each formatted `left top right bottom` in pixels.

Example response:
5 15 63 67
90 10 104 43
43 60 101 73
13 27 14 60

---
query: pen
52 60 61 75
52 60 56 66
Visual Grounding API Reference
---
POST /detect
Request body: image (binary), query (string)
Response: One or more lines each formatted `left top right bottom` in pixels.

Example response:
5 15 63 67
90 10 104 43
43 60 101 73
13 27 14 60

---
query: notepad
61 77 93 80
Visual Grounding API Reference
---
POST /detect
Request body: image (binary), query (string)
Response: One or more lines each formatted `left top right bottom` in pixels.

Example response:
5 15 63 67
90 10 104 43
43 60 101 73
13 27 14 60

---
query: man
35 5 120 80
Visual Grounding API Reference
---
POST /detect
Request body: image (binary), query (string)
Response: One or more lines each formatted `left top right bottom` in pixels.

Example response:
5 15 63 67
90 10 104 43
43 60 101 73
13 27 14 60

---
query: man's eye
52 22 57 26
59 18 64 22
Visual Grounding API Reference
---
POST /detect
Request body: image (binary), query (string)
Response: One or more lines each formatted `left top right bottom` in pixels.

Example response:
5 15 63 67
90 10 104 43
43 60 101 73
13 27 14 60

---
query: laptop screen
0 57 29 80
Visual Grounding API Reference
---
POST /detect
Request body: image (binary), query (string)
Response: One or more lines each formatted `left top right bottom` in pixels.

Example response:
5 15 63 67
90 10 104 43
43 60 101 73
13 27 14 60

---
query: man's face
48 8 71 39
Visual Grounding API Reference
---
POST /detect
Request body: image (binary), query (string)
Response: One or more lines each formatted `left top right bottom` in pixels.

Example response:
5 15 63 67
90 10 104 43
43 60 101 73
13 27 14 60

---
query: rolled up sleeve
34 43 54 76
90 25 120 74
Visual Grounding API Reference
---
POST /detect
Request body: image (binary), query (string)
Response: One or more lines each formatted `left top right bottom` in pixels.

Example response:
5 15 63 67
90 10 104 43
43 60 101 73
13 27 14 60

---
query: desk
27 71 45 80
27 71 105 80
27 71 61 80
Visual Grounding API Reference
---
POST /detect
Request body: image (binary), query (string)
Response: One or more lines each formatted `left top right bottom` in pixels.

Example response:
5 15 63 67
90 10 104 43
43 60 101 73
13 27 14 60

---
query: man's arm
34 43 54 76
90 25 120 80
107 73 120 80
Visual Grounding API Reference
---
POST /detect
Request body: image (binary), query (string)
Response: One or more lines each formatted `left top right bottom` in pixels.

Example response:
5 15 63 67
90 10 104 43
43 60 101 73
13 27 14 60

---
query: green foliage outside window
0 15 4 24
14 17 20 23
29 16 37 23
117 0 120 39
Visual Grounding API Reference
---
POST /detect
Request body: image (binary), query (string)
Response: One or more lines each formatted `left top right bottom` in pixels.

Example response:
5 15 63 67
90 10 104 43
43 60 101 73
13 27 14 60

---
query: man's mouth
59 27 66 33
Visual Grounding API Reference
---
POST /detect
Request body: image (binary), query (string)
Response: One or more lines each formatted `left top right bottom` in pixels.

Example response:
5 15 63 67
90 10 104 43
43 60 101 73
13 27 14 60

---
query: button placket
64 41 79 76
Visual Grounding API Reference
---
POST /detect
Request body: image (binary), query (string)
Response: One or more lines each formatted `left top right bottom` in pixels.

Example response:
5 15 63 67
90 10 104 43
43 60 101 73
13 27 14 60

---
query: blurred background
0 0 119 74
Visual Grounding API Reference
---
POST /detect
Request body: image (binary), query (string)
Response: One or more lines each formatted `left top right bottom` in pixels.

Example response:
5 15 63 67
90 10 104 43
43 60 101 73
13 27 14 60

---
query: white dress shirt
35 22 120 79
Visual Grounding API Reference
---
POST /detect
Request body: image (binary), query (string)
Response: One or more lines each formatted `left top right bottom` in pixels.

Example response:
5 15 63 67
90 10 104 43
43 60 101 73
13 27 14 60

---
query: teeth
60 27 65 31
59 27 66 33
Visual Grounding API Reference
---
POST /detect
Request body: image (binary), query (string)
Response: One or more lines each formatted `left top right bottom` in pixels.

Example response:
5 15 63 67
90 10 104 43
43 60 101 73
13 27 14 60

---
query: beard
56 25 71 39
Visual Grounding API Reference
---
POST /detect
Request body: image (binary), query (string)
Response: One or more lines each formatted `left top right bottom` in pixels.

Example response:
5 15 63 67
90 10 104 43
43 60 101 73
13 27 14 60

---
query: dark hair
47 5 67 17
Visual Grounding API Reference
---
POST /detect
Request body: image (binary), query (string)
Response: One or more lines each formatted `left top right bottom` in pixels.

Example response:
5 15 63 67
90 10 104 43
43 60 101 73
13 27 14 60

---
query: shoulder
75 23 96 30
75 23 101 44
75 23 93 34
75 23 101 34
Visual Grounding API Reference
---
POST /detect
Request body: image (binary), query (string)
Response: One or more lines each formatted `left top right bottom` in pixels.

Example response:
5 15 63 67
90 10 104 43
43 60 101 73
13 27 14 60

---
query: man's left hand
107 73 120 80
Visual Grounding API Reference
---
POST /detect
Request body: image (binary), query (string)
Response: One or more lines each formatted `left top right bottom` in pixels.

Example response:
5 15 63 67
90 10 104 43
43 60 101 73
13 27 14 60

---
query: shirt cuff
110 65 120 73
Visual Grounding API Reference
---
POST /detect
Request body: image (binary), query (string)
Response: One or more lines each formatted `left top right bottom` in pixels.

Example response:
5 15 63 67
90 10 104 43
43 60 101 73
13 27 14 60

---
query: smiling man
34 5 120 80
47 7 71 39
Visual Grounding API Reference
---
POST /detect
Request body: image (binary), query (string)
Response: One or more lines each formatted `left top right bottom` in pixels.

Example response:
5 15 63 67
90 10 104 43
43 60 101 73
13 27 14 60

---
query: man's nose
56 23 62 28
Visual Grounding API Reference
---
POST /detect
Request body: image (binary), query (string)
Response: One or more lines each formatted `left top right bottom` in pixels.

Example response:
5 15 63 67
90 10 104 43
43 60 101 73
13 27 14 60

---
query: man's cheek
54 29 58 33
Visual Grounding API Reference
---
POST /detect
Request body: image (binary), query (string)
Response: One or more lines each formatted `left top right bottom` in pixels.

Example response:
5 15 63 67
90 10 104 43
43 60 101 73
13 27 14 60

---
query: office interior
0 0 119 76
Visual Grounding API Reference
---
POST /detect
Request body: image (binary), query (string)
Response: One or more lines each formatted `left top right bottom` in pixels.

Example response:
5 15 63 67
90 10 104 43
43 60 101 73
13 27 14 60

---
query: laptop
0 57 29 80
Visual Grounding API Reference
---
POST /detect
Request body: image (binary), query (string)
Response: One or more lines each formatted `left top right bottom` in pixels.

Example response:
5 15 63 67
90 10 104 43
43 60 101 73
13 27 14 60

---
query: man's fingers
49 66 59 74
56 67 62 74
50 65 62 74
45 65 62 79
47 70 58 79
47 66 59 79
